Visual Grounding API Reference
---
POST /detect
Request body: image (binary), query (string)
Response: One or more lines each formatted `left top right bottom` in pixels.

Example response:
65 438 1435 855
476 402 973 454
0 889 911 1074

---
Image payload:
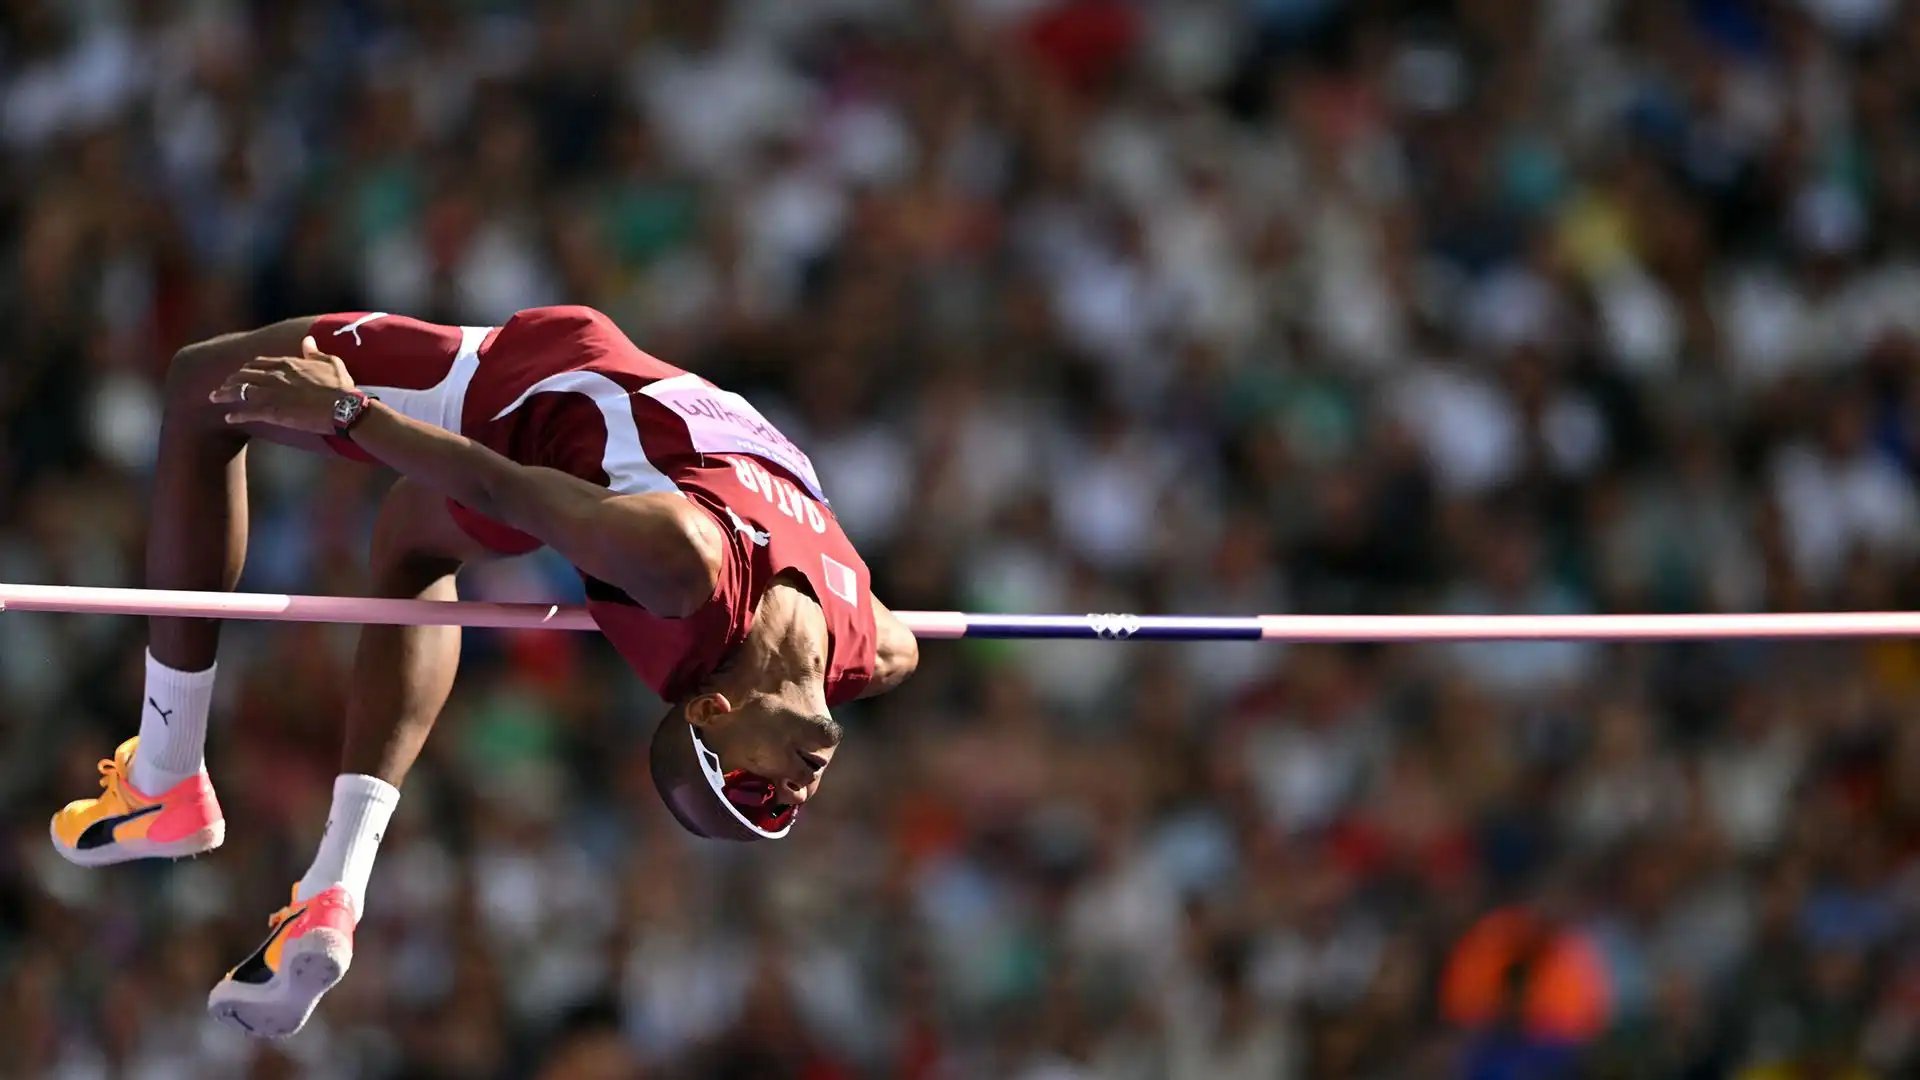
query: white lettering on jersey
491 371 680 496
729 456 827 533
356 325 490 435
333 312 390 348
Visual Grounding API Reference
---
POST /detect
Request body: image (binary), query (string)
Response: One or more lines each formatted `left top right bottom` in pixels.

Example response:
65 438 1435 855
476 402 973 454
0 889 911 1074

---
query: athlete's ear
683 692 735 730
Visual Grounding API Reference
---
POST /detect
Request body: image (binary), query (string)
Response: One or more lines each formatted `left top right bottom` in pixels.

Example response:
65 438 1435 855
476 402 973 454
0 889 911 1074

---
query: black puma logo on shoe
76 803 164 850
229 906 307 985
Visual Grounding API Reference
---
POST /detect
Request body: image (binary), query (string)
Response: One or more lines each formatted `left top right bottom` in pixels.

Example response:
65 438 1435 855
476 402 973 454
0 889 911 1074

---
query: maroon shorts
307 313 496 461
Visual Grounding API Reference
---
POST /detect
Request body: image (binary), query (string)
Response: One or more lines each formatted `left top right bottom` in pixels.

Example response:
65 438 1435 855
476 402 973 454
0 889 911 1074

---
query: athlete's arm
211 337 724 616
860 596 920 699
351 411 722 614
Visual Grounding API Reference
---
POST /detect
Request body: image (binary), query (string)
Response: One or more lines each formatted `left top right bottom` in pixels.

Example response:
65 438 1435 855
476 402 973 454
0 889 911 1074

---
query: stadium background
5 0 1920 1077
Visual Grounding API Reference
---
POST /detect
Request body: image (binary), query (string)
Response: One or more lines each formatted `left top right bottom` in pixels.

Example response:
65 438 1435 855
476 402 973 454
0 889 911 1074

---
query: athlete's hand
211 336 359 434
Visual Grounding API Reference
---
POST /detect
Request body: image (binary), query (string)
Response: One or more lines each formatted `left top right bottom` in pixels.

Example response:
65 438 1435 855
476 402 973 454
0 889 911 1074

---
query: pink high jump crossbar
3 582 1920 642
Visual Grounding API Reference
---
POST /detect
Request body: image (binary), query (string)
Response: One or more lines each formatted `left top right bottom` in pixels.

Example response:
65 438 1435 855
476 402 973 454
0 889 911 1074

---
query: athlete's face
685 692 841 831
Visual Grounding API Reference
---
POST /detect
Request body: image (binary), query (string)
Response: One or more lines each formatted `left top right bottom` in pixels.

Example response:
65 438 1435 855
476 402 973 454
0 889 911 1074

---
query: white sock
131 650 217 795
296 774 400 914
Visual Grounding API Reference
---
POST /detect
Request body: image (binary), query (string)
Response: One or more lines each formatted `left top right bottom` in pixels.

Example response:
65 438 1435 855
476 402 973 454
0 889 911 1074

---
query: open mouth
689 726 800 839
722 772 800 832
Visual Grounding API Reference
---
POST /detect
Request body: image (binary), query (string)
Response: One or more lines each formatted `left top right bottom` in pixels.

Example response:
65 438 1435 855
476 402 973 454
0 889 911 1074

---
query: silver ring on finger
239 383 250 402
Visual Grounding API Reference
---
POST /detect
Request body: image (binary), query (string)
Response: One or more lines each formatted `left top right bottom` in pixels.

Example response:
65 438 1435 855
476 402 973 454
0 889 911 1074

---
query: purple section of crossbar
929 613 1262 640
4 585 1920 641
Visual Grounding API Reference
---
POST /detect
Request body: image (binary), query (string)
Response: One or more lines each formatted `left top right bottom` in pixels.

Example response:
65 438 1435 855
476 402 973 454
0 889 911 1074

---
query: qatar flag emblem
820 554 858 605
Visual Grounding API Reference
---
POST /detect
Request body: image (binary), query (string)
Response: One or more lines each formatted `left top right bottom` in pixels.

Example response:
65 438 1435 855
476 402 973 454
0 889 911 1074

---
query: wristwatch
333 389 373 438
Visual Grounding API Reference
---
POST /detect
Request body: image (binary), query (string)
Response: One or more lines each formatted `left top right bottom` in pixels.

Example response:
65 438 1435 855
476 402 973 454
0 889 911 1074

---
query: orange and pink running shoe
50 736 225 866
208 883 357 1039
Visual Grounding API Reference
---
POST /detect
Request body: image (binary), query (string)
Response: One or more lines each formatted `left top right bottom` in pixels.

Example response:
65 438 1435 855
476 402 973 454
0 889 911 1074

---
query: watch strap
334 389 373 438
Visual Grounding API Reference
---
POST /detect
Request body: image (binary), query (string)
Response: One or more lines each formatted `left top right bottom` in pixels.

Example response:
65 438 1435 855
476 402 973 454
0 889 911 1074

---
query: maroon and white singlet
308 306 878 704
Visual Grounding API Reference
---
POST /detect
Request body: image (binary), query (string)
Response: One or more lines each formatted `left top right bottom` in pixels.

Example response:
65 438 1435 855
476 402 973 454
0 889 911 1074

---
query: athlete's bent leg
141 319 337 794
211 480 485 1040
51 319 323 865
339 477 480 789
300 478 473 909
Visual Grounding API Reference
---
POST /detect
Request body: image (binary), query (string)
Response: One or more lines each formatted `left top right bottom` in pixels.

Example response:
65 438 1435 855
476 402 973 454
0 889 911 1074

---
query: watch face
333 395 360 425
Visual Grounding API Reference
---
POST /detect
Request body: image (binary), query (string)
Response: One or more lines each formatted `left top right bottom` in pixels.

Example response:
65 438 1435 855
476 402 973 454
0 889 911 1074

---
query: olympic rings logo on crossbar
1087 613 1142 639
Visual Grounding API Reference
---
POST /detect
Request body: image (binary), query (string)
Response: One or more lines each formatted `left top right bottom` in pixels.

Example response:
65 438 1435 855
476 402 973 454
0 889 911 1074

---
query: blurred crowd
5 0 1920 1077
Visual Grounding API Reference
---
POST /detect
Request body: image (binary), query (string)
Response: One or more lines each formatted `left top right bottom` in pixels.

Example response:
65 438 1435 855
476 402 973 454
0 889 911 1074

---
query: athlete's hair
648 704 760 842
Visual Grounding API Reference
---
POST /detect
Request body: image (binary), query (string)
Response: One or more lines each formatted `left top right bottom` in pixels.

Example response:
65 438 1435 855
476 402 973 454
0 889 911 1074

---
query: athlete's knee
369 480 477 589
162 319 314 417
161 337 238 414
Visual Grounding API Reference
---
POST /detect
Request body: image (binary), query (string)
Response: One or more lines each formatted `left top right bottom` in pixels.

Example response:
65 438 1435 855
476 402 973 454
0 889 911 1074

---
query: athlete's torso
317 306 878 704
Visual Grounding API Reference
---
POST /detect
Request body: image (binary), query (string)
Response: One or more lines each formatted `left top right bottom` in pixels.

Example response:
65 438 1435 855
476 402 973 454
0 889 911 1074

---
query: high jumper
46 306 920 1038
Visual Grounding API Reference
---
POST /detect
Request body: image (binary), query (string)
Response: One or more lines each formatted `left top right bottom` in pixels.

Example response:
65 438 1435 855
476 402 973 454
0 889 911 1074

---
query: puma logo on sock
149 698 175 726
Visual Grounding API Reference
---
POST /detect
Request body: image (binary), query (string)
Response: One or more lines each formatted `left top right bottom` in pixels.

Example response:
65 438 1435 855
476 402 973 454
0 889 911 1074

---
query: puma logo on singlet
333 312 390 347
727 507 770 547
